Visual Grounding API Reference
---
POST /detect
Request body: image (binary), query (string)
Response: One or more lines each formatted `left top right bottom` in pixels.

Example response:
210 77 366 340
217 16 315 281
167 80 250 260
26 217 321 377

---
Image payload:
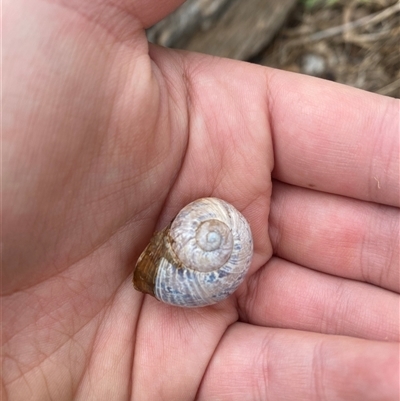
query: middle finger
268 181 399 292
239 257 399 341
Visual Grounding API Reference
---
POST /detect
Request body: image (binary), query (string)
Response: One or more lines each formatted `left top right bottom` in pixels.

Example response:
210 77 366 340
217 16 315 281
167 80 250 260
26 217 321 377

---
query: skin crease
2 0 399 400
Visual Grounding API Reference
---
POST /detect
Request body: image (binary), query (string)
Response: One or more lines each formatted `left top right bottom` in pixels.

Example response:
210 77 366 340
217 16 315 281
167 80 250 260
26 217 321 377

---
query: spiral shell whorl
170 198 234 272
153 198 253 307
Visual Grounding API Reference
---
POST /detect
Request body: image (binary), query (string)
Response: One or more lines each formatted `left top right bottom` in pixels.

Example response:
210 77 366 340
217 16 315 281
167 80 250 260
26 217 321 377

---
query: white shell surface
154 198 253 307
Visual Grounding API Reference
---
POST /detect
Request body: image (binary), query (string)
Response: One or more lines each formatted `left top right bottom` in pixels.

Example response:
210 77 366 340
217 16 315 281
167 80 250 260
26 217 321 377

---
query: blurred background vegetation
147 0 400 97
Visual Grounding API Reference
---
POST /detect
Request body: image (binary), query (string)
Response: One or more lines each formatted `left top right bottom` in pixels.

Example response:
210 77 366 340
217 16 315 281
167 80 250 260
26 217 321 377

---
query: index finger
267 70 399 206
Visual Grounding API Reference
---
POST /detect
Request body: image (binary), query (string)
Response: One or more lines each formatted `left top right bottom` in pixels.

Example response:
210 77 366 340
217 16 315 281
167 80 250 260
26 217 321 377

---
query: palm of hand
3 1 399 400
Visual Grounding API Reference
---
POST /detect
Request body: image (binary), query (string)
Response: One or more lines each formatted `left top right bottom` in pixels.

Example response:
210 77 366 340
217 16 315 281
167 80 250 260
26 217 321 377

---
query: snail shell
133 198 253 307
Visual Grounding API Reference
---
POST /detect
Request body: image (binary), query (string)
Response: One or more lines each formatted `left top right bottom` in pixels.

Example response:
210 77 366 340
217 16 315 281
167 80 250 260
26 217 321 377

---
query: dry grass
259 0 400 97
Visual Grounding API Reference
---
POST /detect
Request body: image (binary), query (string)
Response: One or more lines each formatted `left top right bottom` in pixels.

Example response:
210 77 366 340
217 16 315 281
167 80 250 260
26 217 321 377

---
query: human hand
3 0 399 400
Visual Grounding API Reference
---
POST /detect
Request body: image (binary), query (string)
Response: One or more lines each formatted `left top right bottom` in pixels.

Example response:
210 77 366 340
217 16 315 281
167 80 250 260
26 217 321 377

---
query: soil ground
256 0 400 98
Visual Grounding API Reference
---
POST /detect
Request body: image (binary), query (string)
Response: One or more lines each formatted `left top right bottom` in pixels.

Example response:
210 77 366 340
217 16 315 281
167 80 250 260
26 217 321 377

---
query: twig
377 78 400 96
287 2 400 46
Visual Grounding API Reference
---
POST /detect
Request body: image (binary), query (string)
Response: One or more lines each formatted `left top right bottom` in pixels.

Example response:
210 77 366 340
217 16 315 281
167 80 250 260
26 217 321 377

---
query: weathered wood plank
148 0 297 60
147 0 232 48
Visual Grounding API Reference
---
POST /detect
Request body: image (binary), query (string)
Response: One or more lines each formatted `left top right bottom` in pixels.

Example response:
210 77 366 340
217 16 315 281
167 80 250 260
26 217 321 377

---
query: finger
269 181 400 292
267 70 400 206
132 297 238 401
197 323 399 401
64 0 186 32
128 0 185 27
148 47 274 269
239 257 399 342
